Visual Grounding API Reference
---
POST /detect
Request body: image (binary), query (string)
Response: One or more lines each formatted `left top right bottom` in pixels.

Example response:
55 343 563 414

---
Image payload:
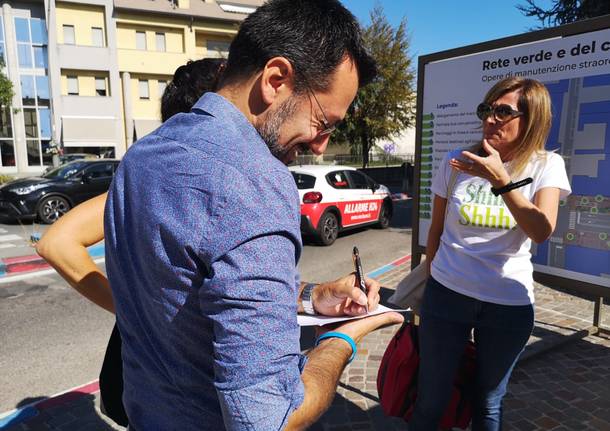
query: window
17 43 32 68
33 46 47 68
326 171 350 189
15 18 30 42
23 108 38 138
158 80 167 98
30 19 47 45
67 76 79 95
0 107 13 139
206 40 230 58
26 138 41 166
84 163 115 179
63 25 75 44
136 31 146 50
92 27 104 47
1 139 16 167
138 80 149 99
0 21 5 65
95 77 107 96
38 108 51 138
292 173 316 190
36 76 50 106
155 32 166 52
20 75 36 105
347 171 369 189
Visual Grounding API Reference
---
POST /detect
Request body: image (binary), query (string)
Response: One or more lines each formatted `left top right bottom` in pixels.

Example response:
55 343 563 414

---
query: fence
293 153 414 167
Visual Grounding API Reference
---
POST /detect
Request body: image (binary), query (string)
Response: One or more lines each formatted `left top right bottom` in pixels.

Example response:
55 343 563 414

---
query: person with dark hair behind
104 0 402 429
35 57 227 427
161 58 225 122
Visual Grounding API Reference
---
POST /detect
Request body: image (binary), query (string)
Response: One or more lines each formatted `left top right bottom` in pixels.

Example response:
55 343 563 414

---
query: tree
334 5 416 168
0 57 14 109
517 0 610 27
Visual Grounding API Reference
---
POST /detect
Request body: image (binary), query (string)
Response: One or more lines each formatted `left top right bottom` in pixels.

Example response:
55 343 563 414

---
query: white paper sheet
297 304 410 326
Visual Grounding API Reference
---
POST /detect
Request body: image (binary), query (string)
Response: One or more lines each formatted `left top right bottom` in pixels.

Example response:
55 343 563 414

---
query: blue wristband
315 331 357 363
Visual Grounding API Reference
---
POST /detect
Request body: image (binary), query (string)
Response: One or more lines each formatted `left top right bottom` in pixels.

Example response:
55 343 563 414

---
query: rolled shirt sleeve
198 165 306 430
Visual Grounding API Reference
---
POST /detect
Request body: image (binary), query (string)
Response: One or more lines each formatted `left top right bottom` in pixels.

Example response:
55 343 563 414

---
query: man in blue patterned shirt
104 0 403 429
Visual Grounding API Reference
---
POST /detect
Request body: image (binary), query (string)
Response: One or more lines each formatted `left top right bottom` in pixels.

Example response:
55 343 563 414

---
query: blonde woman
410 78 571 431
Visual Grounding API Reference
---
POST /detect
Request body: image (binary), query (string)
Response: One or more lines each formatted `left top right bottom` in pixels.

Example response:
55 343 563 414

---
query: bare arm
285 310 403 430
426 194 447 274
451 141 560 244
35 192 113 313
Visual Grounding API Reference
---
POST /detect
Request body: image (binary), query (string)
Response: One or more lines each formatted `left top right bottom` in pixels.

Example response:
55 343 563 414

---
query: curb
0 382 100 430
0 244 105 278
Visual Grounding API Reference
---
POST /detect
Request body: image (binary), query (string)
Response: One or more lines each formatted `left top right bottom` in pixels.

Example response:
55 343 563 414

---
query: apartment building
0 0 261 176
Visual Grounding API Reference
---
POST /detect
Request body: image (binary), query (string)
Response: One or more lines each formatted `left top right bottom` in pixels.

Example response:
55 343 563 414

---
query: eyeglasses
476 103 523 122
308 90 336 136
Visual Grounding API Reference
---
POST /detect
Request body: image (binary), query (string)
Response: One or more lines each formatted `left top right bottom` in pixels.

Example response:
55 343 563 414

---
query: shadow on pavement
312 392 408 431
5 394 118 431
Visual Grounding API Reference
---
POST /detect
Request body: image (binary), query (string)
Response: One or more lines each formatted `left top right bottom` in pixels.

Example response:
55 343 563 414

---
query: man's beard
256 97 299 163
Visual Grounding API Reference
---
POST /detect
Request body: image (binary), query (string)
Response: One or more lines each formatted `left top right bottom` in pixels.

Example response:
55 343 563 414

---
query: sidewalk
2 260 610 431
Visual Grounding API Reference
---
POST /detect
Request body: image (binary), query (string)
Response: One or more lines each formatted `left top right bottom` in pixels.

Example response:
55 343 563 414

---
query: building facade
0 0 261 176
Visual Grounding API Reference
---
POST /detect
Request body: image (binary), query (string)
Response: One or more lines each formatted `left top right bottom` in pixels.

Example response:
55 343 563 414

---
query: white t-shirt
430 149 571 305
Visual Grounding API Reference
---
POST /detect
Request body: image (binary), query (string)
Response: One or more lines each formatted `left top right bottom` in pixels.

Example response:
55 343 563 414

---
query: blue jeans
409 277 534 431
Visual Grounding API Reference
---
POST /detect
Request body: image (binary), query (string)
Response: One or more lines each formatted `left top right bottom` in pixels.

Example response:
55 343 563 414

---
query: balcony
57 44 113 71
118 49 189 75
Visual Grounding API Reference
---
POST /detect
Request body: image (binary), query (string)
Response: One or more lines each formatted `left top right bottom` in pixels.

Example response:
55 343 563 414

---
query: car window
326 171 350 189
362 172 378 189
43 161 88 179
84 163 115 179
347 171 369 189
291 172 316 189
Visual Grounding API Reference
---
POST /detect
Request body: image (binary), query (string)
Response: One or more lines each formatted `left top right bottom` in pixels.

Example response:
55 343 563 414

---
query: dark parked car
0 159 119 224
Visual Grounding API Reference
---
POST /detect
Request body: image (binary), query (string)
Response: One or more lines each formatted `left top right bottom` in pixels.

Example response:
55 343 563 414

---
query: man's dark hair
220 0 377 92
161 58 226 121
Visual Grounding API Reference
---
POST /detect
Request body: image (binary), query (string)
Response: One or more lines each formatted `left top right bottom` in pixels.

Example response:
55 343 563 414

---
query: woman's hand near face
35 192 114 313
449 140 511 188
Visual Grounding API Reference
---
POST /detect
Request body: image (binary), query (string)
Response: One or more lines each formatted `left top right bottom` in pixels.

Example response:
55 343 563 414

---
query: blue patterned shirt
105 93 306 430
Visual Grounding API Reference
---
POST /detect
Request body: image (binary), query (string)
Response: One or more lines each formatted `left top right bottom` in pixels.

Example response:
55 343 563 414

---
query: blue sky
342 1 555 59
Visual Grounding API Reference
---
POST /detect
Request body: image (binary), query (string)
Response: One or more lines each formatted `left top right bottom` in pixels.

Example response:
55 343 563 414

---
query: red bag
377 322 475 429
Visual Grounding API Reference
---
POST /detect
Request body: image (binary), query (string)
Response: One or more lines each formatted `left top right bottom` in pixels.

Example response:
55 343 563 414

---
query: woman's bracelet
315 331 357 363
491 177 533 196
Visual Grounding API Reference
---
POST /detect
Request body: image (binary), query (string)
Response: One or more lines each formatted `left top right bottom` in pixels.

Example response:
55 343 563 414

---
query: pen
352 246 368 313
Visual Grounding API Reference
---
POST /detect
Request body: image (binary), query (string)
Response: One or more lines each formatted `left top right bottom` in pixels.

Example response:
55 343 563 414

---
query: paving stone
11 265 610 431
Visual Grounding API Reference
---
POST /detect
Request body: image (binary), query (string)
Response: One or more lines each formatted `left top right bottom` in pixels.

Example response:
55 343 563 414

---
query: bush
0 174 14 184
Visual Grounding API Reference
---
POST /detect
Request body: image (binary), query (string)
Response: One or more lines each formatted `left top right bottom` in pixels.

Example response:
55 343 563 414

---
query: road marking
0 253 410 427
0 380 100 428
0 258 105 284
367 254 411 279
0 244 16 249
0 234 22 242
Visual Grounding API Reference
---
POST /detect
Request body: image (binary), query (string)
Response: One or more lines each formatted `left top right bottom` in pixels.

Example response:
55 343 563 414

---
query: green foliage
518 0 610 27
0 174 14 184
334 5 416 168
0 57 14 108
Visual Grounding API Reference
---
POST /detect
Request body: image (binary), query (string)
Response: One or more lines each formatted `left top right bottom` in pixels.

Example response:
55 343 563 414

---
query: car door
343 170 382 226
73 162 116 204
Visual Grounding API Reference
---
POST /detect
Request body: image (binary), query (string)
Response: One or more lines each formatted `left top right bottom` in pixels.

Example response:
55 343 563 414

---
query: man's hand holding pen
311 273 381 317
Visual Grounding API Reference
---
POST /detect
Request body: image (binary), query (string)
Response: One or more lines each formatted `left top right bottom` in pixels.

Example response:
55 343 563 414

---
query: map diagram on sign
532 74 610 285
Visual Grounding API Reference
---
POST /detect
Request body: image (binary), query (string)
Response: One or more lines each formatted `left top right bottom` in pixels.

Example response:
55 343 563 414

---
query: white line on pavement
0 234 22 242
0 258 106 284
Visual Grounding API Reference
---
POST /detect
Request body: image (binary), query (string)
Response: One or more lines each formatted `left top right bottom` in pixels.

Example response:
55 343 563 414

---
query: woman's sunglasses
476 103 523 122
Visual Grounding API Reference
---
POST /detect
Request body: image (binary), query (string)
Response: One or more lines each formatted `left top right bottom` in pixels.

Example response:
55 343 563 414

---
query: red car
289 165 393 245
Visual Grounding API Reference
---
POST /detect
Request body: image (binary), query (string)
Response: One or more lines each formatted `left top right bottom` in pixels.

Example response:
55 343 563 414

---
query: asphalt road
0 199 413 413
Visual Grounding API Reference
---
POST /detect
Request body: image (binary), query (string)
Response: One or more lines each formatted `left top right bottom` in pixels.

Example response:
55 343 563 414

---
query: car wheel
316 211 339 246
37 196 71 224
377 202 392 229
